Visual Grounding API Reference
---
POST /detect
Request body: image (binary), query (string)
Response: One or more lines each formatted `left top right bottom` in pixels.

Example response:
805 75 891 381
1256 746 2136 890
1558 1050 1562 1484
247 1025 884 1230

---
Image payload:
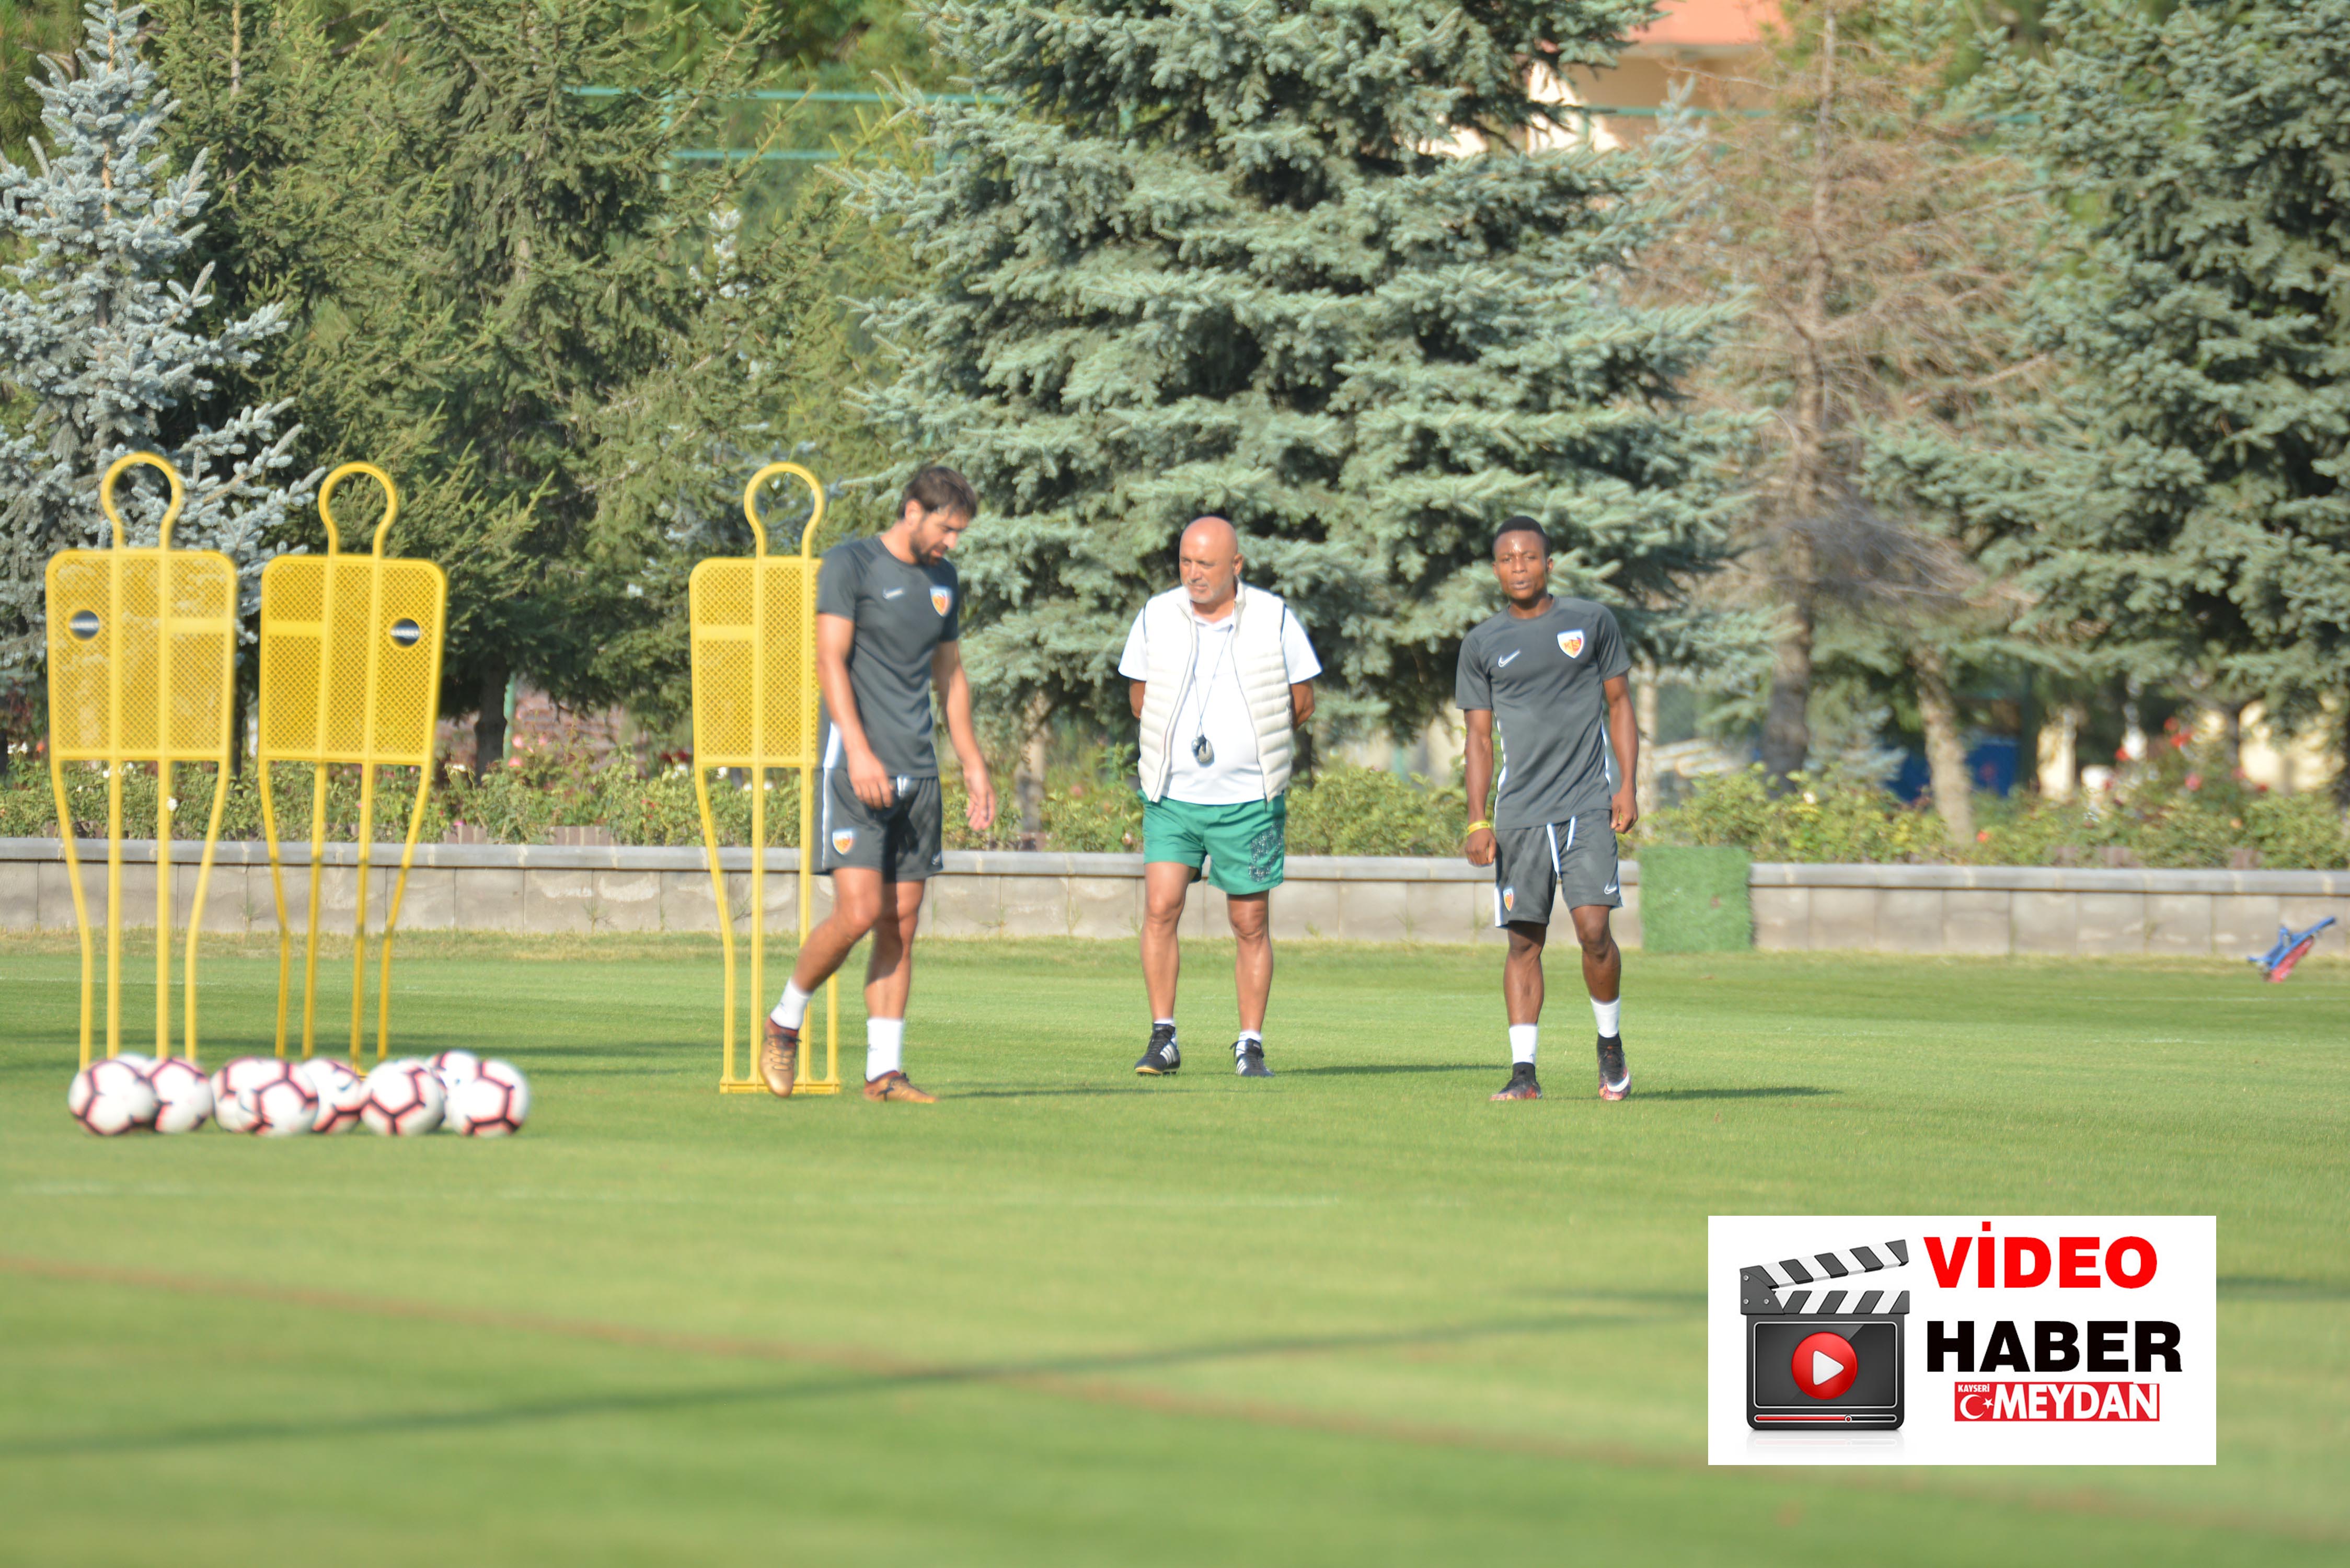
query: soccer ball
114 1052 155 1074
298 1058 369 1135
209 1056 286 1134
146 1057 214 1134
446 1059 529 1137
429 1049 481 1099
362 1059 445 1136
233 1059 318 1137
67 1058 158 1135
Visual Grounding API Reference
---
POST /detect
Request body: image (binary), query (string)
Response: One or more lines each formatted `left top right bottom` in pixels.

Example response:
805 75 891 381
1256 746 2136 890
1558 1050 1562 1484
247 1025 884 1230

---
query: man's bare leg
1571 904 1629 1099
859 878 934 1101
762 869 884 1096
1227 891 1275 1076
1136 862 1193 1072
1493 920 1548 1100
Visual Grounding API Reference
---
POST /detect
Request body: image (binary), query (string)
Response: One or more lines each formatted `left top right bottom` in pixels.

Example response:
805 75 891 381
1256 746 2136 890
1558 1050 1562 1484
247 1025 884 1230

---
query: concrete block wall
1745 862 2349 960
1 839 2342 956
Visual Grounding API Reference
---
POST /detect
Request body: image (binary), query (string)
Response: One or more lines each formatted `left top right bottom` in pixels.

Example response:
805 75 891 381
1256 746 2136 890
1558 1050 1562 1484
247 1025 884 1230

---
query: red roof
1629 0 1780 50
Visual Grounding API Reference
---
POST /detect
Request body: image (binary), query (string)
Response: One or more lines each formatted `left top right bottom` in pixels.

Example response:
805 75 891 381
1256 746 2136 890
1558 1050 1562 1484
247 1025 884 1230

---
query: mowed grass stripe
3 1259 2341 1564
4 936 2346 1564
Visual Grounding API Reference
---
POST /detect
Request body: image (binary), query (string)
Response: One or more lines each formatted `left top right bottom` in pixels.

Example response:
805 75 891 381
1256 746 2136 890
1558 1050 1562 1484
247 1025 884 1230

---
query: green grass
2 933 2345 1565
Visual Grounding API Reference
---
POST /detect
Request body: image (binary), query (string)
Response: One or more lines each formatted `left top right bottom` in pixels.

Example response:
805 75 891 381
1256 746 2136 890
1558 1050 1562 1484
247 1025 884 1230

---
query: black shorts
817 769 943 882
1491 812 1621 926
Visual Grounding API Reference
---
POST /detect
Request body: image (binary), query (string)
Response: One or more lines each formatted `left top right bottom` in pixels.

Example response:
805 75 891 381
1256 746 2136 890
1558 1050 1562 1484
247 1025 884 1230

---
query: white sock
1509 1024 1538 1066
1154 1017 1176 1033
1237 1030 1262 1050
770 982 811 1030
1592 997 1621 1038
865 1017 904 1081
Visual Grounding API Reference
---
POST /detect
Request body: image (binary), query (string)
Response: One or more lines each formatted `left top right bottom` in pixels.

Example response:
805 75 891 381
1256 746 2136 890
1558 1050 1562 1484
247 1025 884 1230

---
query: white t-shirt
1120 599 1322 804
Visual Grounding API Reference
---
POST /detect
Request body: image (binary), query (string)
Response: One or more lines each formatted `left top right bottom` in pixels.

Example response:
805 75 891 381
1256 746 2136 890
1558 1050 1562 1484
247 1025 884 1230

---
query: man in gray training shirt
1456 516 1639 1103
760 465 997 1104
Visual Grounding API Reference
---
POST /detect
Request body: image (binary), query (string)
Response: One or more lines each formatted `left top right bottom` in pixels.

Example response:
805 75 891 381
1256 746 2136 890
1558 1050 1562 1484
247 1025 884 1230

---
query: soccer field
2 933 2343 1565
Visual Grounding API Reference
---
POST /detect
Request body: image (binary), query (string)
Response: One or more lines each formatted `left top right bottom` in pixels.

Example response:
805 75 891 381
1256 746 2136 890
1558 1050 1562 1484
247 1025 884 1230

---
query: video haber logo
1709 1216 2213 1467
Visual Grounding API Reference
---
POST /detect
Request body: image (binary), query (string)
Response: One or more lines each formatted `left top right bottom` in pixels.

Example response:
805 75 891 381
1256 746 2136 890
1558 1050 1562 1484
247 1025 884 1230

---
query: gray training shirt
815 536 961 777
1455 596 1630 829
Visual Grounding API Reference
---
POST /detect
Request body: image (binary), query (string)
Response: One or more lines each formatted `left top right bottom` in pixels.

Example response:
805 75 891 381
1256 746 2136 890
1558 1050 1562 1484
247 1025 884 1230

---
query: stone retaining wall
0 838 2341 958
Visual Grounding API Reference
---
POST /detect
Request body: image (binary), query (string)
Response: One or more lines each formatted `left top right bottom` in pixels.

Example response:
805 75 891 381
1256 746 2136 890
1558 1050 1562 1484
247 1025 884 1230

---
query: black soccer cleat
1134 1023 1181 1075
1597 1034 1630 1101
1234 1040 1272 1078
1490 1062 1541 1101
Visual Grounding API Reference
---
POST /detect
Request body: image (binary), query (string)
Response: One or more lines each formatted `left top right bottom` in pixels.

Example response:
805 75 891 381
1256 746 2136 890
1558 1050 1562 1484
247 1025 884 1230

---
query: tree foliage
1920 0 2350 797
149 0 897 755
1652 0 2054 837
846 0 1755 745
0 1 312 694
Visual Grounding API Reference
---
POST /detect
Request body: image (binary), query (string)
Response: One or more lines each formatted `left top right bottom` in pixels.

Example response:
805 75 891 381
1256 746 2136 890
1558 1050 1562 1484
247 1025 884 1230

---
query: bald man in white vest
1119 516 1321 1078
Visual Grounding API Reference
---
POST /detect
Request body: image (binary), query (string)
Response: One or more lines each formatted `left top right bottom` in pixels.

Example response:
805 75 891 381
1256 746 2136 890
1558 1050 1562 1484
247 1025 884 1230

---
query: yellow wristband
1466 820 1492 835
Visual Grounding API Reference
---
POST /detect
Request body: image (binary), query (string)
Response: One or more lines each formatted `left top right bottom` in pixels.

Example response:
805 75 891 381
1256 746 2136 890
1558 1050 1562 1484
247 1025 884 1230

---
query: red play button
1791 1331 1858 1400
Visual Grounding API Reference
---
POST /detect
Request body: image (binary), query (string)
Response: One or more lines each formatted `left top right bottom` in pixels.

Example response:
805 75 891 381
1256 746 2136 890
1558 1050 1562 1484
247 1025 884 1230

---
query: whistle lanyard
1186 619 1234 767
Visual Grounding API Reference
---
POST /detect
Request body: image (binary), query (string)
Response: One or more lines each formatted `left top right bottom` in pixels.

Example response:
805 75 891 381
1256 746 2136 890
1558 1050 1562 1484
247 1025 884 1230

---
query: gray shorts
817 770 944 882
1491 812 1620 927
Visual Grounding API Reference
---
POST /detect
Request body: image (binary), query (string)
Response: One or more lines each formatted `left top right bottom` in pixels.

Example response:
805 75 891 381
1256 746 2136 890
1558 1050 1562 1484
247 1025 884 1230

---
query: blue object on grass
2250 917 2336 980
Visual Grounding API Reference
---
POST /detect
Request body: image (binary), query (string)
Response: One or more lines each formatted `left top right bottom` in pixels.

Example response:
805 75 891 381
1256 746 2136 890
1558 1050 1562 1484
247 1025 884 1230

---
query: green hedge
7 723 2341 869
1647 740 2349 870
0 752 1466 858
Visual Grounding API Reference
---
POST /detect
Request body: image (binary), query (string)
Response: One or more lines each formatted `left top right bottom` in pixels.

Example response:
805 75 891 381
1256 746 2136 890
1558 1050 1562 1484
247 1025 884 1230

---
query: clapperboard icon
1742 1236 1910 1430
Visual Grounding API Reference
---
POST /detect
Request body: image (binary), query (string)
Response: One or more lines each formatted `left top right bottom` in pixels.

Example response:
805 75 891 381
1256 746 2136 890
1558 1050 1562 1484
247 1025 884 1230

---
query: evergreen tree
848 1 1750 746
1954 0 2350 798
0 2 312 710
154 0 874 760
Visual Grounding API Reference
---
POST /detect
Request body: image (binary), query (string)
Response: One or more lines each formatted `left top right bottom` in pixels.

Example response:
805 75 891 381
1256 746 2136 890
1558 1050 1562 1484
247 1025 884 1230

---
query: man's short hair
903 465 978 520
1494 515 1549 556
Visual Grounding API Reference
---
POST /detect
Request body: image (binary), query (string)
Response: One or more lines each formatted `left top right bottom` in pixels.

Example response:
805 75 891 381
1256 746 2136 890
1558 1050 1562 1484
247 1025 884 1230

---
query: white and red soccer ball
146 1057 214 1134
430 1049 481 1099
362 1058 445 1136
446 1058 529 1137
208 1056 285 1134
67 1057 158 1136
231 1058 318 1137
298 1057 370 1135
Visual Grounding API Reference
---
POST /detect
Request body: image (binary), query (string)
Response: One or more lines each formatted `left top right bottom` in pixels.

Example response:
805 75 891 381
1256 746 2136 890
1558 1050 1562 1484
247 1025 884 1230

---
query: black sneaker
1134 1024 1181 1075
1490 1062 1541 1101
1597 1034 1630 1101
1234 1040 1272 1078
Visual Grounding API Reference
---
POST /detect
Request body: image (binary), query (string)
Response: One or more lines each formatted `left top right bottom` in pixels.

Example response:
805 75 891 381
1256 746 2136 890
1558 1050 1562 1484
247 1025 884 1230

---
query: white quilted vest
1135 583 1298 803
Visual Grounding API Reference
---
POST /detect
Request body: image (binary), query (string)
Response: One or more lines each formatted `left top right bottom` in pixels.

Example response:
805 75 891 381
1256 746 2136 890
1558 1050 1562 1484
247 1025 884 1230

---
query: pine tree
847 1 1751 745
0 1 312 711
1958 0 2350 798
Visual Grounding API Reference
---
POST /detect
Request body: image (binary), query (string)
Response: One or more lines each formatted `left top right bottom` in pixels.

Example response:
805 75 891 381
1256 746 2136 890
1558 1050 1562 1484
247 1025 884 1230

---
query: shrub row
5 730 2341 868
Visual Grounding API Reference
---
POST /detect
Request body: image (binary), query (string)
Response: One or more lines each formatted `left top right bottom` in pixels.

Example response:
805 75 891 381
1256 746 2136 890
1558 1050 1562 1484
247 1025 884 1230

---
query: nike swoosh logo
1603 883 1619 894
1496 651 1521 667
882 587 905 599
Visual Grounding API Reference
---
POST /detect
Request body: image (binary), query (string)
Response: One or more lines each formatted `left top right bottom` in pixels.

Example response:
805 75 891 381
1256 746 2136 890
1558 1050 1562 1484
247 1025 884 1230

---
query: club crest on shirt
1559 629 1585 660
930 585 953 617
1502 885 1516 914
831 828 857 855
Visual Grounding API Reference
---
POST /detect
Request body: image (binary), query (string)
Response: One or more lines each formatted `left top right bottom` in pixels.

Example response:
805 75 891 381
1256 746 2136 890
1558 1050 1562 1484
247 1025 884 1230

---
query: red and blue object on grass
2250 918 2336 983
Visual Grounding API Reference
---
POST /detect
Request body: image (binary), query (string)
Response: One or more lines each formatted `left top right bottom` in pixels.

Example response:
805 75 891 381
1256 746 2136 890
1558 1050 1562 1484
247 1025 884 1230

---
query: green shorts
1142 794 1287 895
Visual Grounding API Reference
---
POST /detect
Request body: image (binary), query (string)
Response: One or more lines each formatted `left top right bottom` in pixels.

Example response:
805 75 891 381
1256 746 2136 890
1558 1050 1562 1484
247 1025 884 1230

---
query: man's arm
1289 682 1315 727
935 641 996 832
1462 708 1496 867
816 613 895 808
1604 673 1639 835
1129 681 1146 719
